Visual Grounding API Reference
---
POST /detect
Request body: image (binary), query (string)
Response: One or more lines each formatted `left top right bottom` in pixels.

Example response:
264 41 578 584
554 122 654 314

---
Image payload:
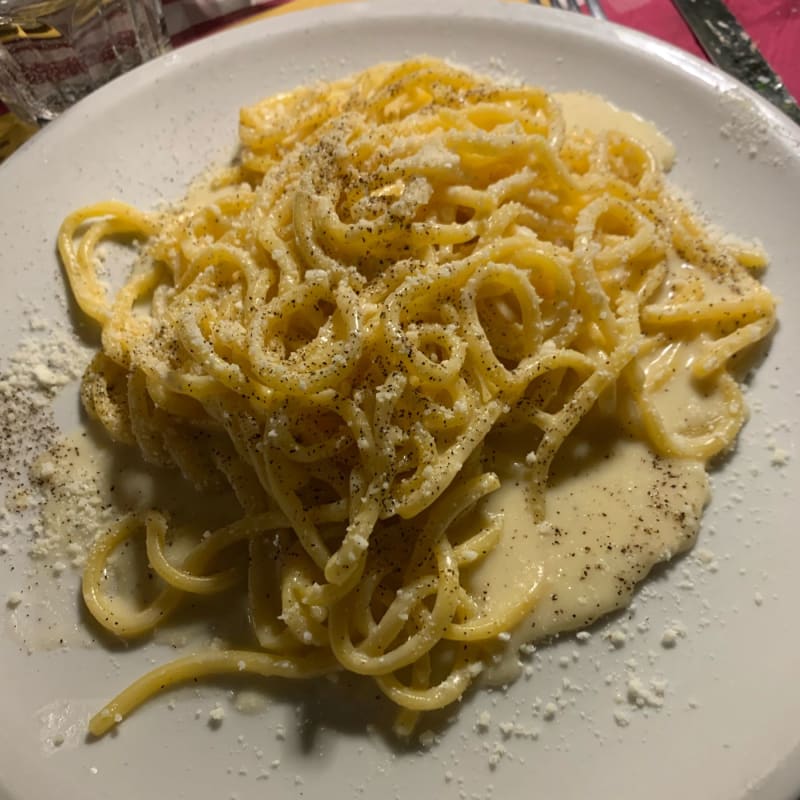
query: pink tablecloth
601 0 800 101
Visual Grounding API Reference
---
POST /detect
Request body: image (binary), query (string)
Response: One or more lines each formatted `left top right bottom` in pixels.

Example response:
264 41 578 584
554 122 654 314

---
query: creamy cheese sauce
644 253 750 440
643 337 727 441
466 423 709 683
554 91 676 169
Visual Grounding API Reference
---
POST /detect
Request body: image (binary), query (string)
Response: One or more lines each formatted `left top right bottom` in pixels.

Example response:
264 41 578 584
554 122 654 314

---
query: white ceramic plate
1 2 799 798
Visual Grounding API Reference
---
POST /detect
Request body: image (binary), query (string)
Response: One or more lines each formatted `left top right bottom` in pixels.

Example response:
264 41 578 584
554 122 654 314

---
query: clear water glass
0 0 170 125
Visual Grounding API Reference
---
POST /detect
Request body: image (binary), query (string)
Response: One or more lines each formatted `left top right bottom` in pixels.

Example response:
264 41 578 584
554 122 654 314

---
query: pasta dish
57 57 777 737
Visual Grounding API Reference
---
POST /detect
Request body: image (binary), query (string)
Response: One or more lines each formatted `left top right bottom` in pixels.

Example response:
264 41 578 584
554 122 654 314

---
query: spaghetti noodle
57 57 776 737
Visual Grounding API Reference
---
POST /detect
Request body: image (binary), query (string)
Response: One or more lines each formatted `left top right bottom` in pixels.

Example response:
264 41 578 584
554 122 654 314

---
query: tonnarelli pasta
58 57 776 737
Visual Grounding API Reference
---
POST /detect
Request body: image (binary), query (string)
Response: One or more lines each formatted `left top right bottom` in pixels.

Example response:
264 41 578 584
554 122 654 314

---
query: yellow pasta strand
59 57 776 737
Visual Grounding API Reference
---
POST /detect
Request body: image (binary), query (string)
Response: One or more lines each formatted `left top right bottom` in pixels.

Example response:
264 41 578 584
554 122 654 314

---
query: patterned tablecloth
2 0 799 162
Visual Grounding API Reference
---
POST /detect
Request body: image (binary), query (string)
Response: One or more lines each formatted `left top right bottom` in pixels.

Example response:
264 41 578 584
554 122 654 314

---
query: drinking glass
0 0 170 125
